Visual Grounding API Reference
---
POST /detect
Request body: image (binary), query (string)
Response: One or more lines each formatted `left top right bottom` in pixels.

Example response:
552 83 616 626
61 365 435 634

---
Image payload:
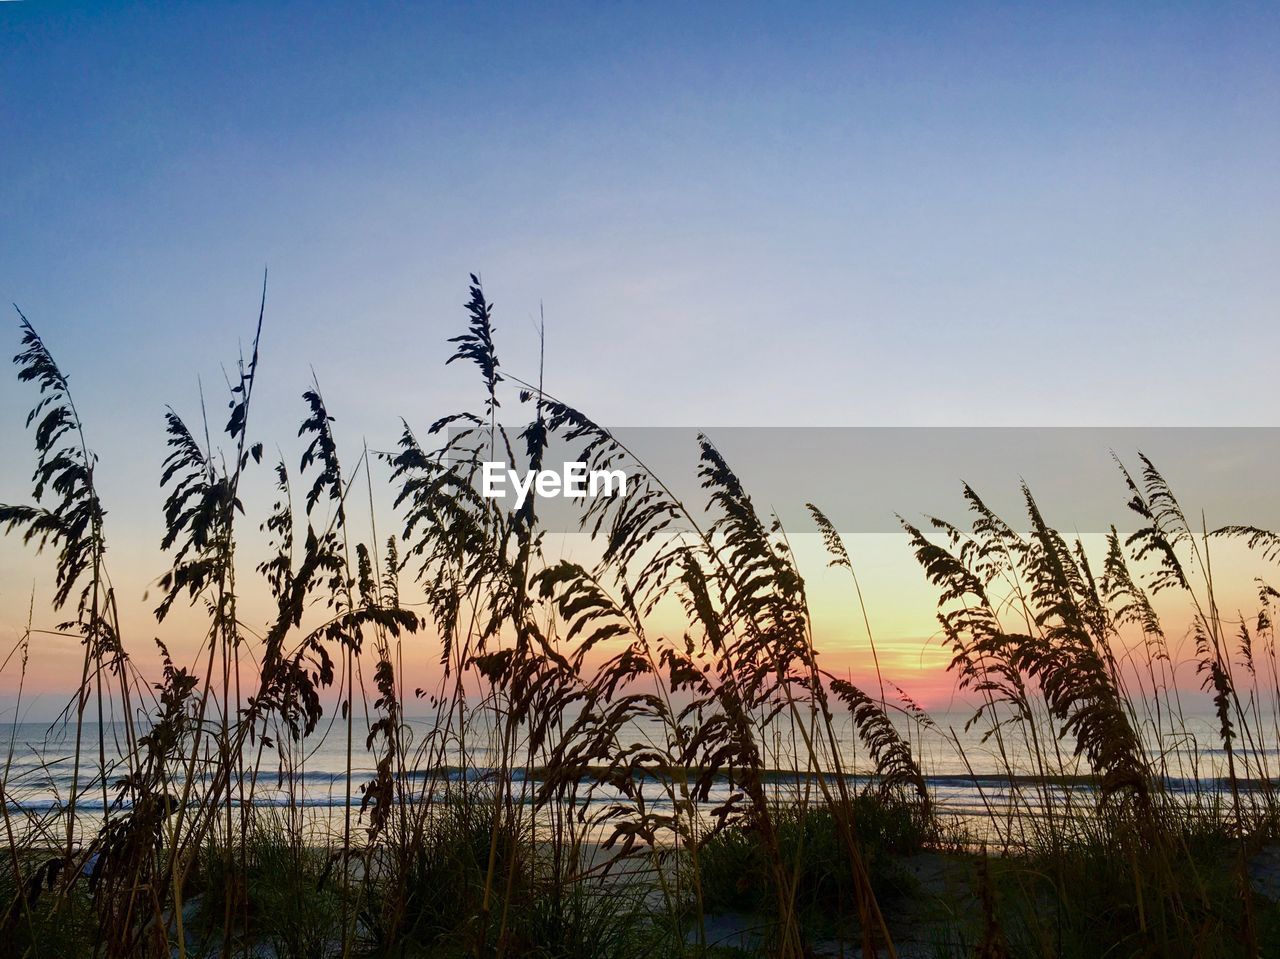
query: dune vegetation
0 277 1277 958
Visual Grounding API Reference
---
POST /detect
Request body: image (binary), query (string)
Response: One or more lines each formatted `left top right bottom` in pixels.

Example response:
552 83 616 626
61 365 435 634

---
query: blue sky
5 1 1274 425
1 2 1279 706
3 2 1278 434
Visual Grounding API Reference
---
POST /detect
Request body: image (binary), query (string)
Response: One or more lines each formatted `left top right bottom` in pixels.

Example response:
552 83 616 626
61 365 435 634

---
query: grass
188 816 345 959
697 796 927 924
0 853 98 959
0 275 1277 957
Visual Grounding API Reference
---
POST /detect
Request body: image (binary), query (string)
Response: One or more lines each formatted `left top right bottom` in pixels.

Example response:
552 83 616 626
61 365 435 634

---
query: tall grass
0 276 1275 958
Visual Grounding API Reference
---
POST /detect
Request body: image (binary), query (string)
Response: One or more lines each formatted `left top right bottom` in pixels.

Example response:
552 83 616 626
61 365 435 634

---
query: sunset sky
2 2 1279 718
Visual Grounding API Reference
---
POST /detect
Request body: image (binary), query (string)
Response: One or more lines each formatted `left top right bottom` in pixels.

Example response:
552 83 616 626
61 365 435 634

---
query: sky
1 1 1278 717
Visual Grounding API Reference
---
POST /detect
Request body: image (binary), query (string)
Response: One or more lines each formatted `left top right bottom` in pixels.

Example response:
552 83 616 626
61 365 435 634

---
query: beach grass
0 278 1278 957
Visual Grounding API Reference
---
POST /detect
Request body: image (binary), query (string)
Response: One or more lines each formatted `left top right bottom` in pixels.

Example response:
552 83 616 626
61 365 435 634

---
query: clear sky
1 2 1278 715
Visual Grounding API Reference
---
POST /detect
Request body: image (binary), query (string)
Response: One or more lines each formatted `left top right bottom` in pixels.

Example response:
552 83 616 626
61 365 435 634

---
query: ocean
0 706 1273 850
